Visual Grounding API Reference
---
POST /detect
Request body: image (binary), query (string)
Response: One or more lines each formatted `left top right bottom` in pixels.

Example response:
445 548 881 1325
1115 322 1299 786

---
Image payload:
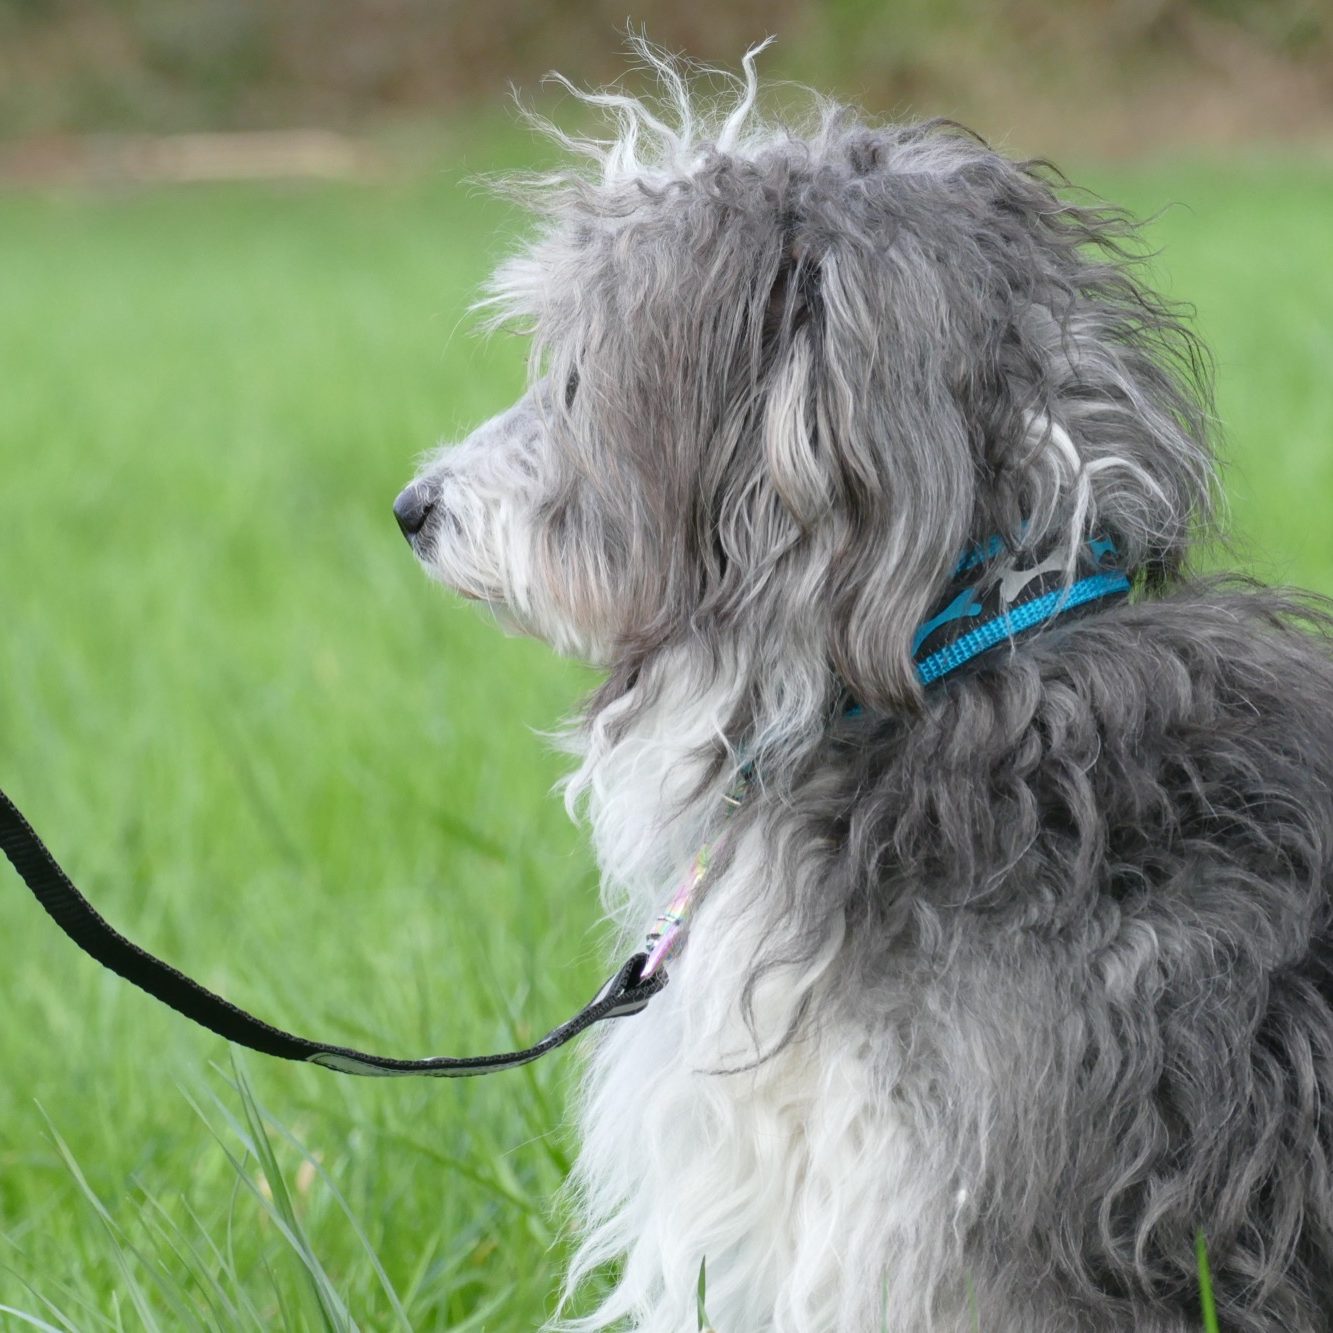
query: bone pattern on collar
912 534 1131 686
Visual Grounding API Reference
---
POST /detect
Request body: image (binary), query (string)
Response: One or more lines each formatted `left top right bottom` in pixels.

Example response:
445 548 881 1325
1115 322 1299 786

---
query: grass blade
1196 1230 1219 1333
218 1067 413 1330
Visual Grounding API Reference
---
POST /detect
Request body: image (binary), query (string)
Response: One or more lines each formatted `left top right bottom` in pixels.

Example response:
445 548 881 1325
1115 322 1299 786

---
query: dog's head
396 42 1216 745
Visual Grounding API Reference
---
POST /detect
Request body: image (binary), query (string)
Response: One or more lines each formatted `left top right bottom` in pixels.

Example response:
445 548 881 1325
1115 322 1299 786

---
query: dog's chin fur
398 39 1333 1333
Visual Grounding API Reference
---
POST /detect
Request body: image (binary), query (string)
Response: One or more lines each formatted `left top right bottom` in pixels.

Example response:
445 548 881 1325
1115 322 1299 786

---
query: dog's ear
804 243 977 715
747 238 977 714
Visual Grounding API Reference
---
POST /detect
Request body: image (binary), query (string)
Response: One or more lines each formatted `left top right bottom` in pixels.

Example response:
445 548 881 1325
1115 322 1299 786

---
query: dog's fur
397 44 1333 1332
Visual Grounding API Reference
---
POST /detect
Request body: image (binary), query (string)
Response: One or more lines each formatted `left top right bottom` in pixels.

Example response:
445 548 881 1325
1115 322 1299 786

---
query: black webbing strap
0 785 666 1077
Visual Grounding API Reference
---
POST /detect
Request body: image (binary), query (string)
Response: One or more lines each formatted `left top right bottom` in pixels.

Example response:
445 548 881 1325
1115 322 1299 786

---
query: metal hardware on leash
640 762 753 979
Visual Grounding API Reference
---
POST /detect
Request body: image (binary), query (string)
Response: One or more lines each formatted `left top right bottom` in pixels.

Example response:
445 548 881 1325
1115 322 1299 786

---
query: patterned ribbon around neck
640 764 751 978
911 534 1130 685
638 533 1131 978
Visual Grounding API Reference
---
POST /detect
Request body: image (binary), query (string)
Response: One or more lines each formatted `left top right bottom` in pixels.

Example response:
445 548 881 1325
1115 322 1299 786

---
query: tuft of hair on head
526 31 777 186
481 40 1222 765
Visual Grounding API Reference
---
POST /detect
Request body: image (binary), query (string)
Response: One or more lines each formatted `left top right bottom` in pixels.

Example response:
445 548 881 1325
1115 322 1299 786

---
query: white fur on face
409 386 618 663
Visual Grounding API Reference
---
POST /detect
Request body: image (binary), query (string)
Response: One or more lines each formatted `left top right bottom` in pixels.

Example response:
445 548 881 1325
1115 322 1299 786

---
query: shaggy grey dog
394 44 1333 1332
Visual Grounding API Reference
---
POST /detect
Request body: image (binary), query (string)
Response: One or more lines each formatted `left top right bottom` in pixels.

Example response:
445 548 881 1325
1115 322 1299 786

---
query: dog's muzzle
392 481 435 544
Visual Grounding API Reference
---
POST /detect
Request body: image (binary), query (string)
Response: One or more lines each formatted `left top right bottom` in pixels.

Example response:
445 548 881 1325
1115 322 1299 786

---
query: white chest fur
561 750 963 1331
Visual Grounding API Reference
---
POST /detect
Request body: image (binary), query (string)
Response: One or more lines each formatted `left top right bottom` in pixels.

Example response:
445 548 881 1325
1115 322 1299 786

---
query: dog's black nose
393 482 435 541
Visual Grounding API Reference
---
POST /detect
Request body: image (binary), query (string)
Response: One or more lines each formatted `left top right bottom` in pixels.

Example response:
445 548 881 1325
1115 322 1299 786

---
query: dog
392 43 1333 1332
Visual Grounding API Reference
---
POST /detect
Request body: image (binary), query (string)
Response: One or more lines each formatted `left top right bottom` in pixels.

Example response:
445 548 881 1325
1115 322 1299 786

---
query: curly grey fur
749 583 1333 1328
402 43 1333 1330
484 65 1218 753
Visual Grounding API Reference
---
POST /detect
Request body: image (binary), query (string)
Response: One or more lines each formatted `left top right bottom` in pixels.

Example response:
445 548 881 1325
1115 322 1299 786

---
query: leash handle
0 786 664 1078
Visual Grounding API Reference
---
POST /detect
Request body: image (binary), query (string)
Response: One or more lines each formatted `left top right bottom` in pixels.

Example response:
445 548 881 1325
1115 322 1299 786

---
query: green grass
1197 1232 1221 1333
1 138 1330 1328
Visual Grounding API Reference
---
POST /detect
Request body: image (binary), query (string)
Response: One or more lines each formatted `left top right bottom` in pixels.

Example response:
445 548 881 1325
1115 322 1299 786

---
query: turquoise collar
911 535 1131 686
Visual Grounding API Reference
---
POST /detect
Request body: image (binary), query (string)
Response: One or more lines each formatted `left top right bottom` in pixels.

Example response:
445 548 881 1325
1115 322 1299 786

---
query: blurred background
1 0 1332 154
0 3 1330 1328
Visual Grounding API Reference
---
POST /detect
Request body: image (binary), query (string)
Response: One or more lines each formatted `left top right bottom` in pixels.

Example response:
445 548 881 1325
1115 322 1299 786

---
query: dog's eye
564 368 580 409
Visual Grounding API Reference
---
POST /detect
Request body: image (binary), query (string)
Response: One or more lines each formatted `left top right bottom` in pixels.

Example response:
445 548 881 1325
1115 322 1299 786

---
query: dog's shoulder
817 575 1333 924
1038 575 1333 737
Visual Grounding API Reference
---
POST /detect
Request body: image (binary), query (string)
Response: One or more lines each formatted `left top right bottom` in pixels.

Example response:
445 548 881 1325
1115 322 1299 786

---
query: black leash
0 533 1130 1080
0 785 665 1077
